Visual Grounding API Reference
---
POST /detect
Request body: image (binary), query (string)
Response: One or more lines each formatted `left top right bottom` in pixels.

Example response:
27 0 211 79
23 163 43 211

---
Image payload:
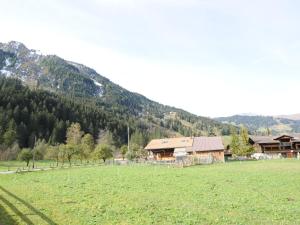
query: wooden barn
249 134 300 158
145 136 225 163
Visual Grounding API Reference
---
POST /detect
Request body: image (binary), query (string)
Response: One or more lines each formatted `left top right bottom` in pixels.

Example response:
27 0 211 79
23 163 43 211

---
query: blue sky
0 0 300 117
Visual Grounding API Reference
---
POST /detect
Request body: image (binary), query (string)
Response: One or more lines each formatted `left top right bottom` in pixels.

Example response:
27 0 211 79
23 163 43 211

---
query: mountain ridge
275 113 300 121
215 114 300 135
0 40 232 137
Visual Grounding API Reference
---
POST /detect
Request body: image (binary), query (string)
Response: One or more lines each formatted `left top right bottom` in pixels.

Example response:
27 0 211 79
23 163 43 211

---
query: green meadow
0 160 56 172
1 160 300 225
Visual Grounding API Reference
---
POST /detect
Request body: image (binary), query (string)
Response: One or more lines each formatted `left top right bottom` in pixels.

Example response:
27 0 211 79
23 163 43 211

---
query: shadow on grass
0 186 58 225
0 200 19 225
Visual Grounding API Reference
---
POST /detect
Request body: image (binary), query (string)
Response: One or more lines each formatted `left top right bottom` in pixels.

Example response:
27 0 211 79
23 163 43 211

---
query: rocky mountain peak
0 41 29 54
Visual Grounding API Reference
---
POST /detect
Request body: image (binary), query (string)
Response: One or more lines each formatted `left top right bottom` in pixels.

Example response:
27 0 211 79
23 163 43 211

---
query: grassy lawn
0 160 56 172
0 160 100 172
0 160 300 225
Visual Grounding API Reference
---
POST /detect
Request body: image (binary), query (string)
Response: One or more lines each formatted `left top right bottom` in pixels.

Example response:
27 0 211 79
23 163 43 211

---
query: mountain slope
0 41 232 137
275 114 300 121
0 77 128 149
215 115 300 135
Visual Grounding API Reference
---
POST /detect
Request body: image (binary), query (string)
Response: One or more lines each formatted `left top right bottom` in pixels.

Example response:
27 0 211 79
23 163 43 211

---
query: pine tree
240 125 249 146
3 119 17 147
240 126 252 156
17 122 28 148
97 130 114 147
50 120 66 144
230 127 240 156
130 130 145 148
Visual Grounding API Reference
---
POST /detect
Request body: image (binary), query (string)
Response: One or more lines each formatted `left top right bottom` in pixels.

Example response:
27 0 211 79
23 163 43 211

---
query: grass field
1 160 300 225
0 160 56 172
0 160 100 172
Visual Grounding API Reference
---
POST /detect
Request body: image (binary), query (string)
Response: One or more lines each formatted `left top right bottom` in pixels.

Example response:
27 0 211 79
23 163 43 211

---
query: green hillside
0 41 233 140
215 115 300 135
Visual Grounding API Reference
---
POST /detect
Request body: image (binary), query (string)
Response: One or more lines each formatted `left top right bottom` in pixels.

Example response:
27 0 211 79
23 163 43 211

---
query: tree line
0 78 164 161
0 77 236 164
18 122 150 167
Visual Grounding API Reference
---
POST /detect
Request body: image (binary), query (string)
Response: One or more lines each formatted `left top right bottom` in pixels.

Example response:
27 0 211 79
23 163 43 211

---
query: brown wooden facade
250 135 300 158
151 149 175 161
149 149 225 162
190 150 225 162
145 136 225 163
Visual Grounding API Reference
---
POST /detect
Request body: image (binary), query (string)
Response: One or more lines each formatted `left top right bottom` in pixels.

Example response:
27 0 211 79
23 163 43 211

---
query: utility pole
32 136 36 169
127 125 130 153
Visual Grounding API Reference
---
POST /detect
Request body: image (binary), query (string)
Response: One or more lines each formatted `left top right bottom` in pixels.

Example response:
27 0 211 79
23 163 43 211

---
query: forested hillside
0 41 232 139
0 78 127 146
216 115 300 135
0 41 237 161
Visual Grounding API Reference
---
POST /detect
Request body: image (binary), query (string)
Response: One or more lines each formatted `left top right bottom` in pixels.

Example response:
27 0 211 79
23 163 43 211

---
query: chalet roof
249 136 278 144
144 137 193 150
186 137 224 152
274 135 294 140
145 136 224 152
250 134 300 144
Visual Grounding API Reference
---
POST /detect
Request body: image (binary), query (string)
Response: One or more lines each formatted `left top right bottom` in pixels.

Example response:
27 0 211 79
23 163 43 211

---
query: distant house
145 136 225 163
249 134 300 158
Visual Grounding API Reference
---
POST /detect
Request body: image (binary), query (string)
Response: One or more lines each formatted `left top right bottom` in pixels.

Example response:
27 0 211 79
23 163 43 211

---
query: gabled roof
145 136 224 152
292 134 300 142
274 135 294 140
249 136 278 144
186 137 224 152
250 134 300 144
145 137 193 150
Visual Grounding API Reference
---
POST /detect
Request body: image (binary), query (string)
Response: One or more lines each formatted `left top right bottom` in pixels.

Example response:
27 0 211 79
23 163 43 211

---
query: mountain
238 113 260 116
275 114 300 121
0 77 130 150
0 41 232 143
215 115 300 135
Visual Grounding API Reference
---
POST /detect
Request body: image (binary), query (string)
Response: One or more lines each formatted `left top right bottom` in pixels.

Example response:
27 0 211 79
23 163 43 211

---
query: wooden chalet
145 136 225 163
249 134 300 158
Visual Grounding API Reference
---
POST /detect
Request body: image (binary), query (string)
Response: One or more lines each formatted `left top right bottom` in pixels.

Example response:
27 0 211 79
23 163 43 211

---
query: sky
0 0 300 117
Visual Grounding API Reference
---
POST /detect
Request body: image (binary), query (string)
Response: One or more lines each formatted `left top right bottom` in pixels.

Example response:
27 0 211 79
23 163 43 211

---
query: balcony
280 142 292 147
